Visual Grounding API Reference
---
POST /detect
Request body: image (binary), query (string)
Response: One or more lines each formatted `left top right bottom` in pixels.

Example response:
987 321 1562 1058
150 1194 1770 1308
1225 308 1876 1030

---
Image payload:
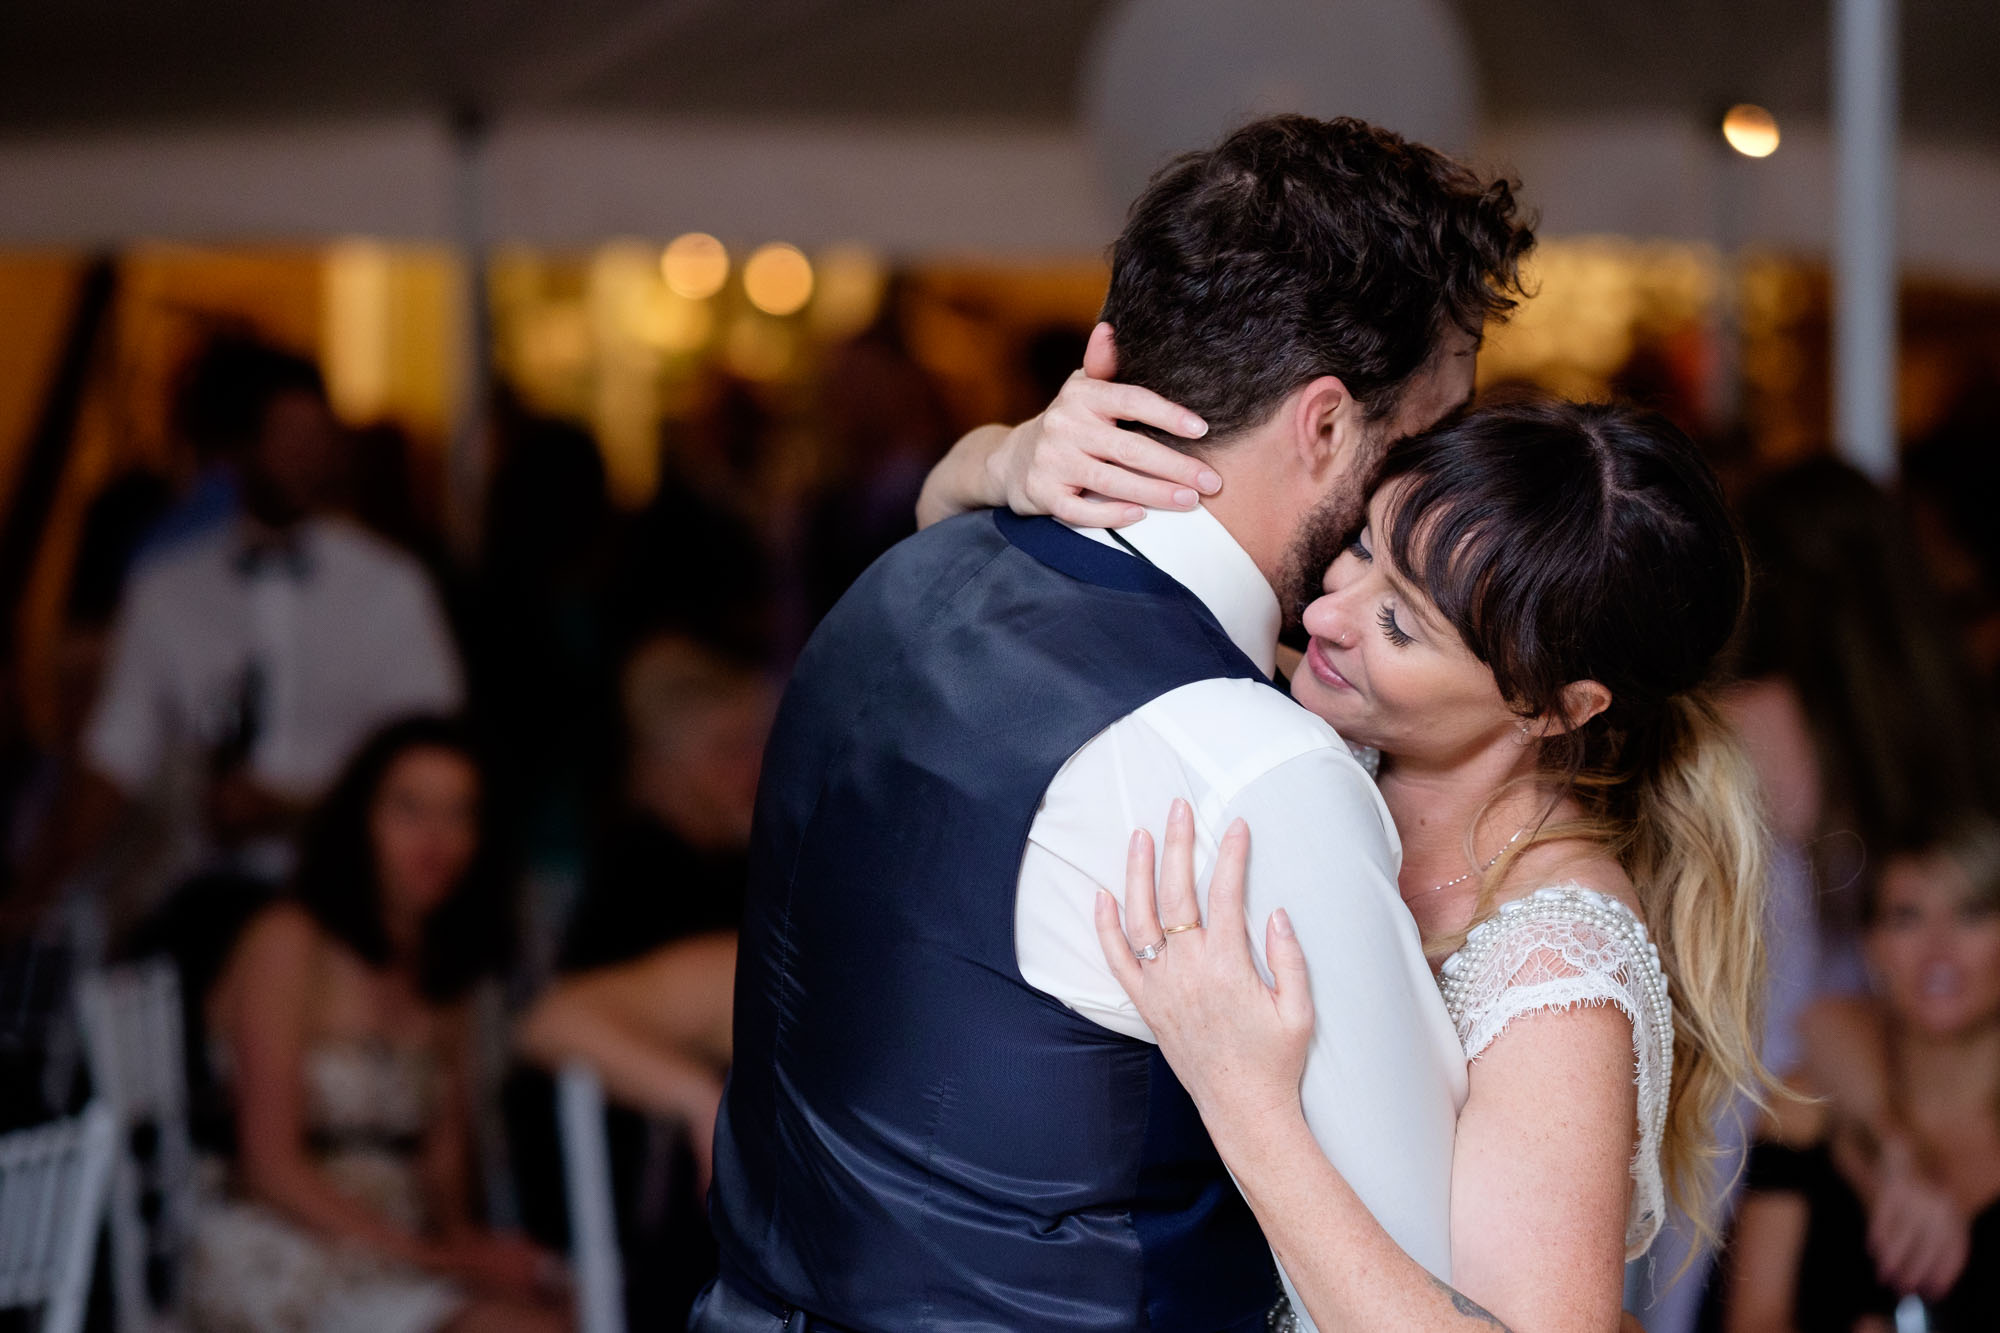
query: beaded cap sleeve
1437 885 1674 1257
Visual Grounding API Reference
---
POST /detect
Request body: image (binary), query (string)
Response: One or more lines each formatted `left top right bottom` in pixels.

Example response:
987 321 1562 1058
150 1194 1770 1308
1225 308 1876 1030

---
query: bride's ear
1526 681 1612 738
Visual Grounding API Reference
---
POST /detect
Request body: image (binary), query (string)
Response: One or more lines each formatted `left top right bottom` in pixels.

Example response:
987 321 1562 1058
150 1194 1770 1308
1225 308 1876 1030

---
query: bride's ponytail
1622 689 1776 1241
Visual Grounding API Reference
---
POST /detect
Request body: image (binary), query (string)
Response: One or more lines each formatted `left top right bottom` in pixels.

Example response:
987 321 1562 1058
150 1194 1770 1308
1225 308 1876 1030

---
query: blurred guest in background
0 469 170 1125
1903 393 2000 695
557 634 769 973
130 332 269 563
505 634 766 1330
18 338 463 941
1636 457 2000 1332
345 419 449 573
613 379 777 662
517 930 734 1191
467 413 621 878
189 716 564 1333
799 299 954 632
1723 819 2000 1332
4 469 172 888
1728 457 2000 992
1014 324 1091 421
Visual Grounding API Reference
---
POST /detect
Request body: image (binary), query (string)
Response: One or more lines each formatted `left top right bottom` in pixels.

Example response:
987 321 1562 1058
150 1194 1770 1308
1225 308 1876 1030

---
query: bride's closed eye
1347 531 1418 647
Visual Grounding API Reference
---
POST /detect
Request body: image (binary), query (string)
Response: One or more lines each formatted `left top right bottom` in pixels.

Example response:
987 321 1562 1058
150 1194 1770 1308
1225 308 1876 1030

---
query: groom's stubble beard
1276 467 1369 634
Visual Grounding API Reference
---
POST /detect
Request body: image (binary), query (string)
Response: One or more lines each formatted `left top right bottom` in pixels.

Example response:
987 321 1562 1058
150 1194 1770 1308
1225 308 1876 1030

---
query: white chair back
0 1101 117 1333
77 961 194 1332
557 1063 627 1333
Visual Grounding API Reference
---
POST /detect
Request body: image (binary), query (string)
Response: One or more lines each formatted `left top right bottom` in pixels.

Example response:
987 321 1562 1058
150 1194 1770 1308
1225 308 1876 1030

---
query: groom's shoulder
1130 676 1372 799
825 511 1007 617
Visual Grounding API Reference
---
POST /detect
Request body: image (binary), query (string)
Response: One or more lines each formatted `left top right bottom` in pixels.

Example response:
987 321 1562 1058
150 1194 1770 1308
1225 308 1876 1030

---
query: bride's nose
1302 586 1357 647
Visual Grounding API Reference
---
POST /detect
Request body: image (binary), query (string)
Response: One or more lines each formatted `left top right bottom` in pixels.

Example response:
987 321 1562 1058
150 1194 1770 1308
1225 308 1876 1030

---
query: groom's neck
1197 435 1301 598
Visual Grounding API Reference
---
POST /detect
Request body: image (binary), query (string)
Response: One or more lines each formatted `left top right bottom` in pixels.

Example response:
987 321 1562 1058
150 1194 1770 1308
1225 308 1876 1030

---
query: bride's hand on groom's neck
916 322 1219 530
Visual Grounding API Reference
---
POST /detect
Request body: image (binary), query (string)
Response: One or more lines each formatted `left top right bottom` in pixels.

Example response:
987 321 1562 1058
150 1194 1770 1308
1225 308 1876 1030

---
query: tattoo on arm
1426 1273 1516 1330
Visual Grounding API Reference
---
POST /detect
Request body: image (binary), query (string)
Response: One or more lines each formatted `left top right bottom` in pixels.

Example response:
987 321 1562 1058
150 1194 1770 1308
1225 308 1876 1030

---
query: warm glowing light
724 314 794 380
743 243 814 316
660 233 730 299
810 244 888 339
631 289 715 353
1722 104 1780 158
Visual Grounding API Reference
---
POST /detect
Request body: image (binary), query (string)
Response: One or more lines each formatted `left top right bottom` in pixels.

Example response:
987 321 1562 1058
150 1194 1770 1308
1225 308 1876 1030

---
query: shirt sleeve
374 563 465 716
1221 749 1464 1284
81 585 171 795
1016 696 1463 1285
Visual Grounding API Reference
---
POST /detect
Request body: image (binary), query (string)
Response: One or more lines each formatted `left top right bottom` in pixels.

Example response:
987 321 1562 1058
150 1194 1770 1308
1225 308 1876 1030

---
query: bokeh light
660 232 730 300
743 243 815 317
724 312 794 380
809 244 888 339
1722 104 1781 158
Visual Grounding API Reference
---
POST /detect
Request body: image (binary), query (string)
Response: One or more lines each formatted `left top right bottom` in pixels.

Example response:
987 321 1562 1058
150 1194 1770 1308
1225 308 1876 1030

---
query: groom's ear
1286 376 1363 481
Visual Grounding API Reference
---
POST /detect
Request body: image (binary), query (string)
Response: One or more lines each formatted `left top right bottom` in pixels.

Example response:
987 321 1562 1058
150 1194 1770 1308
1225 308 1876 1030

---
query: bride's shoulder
1490 842 1640 920
1446 846 1659 1002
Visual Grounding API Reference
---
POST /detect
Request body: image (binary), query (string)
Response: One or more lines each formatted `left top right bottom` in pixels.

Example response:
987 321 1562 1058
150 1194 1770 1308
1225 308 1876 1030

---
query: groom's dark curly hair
1102 115 1534 443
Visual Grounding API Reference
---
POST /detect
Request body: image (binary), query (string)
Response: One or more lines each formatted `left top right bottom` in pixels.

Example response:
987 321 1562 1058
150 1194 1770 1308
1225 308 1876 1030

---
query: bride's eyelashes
1346 531 1418 647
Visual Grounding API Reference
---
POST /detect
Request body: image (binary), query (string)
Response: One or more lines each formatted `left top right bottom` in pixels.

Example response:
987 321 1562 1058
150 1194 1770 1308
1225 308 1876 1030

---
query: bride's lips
1304 637 1355 691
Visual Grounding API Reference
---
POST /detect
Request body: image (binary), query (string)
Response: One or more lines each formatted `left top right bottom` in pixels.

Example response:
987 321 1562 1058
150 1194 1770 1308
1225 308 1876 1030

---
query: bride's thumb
1083 322 1119 381
1266 909 1314 1031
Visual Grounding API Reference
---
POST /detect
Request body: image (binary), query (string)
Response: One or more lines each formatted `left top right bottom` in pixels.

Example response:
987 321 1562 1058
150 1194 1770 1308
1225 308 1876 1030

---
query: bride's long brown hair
1376 398 1778 1241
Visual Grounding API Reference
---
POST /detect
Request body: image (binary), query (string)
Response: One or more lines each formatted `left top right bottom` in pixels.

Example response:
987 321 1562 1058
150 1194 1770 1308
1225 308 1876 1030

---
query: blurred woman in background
1728 458 2000 994
189 716 568 1333
1725 819 2000 1332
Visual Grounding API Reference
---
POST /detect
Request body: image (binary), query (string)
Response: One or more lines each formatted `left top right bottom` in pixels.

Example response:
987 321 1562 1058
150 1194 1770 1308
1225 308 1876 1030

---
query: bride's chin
1290 678 1380 746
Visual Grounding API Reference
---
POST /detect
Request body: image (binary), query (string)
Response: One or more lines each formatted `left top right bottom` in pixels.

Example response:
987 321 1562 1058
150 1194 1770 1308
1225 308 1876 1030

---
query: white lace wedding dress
1270 885 1674 1332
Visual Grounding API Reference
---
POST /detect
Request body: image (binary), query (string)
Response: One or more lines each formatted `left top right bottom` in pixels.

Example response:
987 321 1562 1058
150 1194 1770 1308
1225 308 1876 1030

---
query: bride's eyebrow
1376 540 1447 634
1384 564 1448 632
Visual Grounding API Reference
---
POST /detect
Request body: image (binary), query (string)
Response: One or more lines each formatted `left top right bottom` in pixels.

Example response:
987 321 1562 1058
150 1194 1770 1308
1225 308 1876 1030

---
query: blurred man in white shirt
26 341 461 934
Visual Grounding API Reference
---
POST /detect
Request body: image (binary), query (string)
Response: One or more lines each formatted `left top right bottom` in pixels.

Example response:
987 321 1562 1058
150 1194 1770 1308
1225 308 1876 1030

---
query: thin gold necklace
1425 825 1527 894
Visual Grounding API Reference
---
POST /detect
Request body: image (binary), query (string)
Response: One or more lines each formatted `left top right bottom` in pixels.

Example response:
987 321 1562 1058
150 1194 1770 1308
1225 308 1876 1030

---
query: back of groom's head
1102 115 1533 444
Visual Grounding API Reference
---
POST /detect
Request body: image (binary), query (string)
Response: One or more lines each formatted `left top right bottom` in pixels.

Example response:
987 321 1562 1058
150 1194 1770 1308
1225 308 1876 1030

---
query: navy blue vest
709 511 1279 1331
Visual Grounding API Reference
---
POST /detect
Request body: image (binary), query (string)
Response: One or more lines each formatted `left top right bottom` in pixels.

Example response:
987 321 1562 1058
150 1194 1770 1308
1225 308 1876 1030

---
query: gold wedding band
1163 921 1202 934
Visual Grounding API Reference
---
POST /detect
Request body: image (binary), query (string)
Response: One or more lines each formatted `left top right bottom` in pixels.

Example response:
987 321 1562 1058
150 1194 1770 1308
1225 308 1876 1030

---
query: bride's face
1291 485 1520 765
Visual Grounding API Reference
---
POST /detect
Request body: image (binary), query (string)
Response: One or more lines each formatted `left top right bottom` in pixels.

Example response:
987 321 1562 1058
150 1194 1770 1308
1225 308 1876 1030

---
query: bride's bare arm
914 322 1219 529
1444 1007 1635 1330
1098 815 1637 1333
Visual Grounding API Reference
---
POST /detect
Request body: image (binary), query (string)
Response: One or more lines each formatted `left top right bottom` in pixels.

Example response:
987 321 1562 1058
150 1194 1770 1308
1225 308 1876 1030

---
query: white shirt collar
1072 505 1281 677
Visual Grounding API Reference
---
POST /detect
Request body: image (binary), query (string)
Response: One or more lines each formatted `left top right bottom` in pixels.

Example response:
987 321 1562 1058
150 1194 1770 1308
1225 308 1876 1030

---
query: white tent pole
1833 0 1899 482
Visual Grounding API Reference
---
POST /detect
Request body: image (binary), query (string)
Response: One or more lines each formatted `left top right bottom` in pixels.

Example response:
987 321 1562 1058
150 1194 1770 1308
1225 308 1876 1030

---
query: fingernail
1187 416 1209 438
1130 829 1145 853
1172 487 1198 509
1171 798 1190 826
1272 908 1294 939
1227 817 1248 839
1196 468 1222 493
1124 506 1145 524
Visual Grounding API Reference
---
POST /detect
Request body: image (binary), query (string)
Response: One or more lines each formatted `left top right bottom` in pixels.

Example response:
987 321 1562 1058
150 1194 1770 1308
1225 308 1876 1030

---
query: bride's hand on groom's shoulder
918 322 1219 529
1095 799 1314 1143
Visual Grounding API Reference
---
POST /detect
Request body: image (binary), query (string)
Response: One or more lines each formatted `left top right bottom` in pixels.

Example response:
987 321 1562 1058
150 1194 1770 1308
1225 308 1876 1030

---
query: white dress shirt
1013 503 1467 1305
84 515 463 899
